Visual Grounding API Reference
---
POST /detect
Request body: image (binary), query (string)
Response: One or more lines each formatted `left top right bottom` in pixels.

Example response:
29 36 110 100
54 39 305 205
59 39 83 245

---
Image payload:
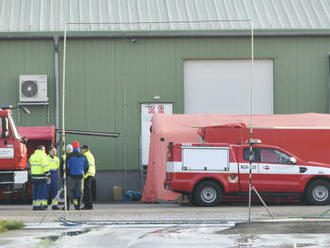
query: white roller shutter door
184 59 273 114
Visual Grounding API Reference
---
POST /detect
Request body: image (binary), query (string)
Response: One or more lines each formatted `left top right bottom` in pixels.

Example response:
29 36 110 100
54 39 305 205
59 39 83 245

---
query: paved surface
221 220 330 234
0 203 330 247
0 202 329 222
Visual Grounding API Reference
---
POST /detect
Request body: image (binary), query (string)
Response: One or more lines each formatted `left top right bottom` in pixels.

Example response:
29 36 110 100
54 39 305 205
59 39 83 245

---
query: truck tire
187 193 193 204
193 181 221 207
306 180 330 205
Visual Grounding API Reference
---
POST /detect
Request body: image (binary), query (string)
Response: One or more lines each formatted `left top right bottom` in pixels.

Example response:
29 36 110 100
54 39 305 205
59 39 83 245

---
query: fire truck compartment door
182 146 229 171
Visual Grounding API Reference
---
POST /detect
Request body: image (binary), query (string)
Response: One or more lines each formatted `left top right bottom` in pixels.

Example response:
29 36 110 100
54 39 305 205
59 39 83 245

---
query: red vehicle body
165 142 330 206
0 106 28 194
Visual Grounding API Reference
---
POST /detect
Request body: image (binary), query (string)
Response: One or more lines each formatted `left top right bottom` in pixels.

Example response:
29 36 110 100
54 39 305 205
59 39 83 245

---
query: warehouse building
0 0 329 200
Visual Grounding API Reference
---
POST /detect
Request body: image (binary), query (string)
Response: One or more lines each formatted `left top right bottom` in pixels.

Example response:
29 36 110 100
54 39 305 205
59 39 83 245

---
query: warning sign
141 103 173 165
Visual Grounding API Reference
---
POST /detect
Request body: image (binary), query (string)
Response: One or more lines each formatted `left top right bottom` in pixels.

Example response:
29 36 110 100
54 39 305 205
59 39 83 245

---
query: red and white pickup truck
165 142 330 206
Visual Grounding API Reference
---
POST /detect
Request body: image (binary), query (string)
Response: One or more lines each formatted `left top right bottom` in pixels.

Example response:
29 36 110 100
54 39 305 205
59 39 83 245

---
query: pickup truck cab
165 142 330 206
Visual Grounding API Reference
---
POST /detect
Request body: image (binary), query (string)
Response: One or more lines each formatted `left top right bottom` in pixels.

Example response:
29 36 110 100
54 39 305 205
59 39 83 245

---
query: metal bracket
17 102 49 123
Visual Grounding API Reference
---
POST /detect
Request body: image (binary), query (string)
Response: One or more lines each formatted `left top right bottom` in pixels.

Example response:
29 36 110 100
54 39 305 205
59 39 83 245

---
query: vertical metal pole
62 24 68 220
248 140 253 223
54 36 60 145
123 74 128 190
248 20 254 223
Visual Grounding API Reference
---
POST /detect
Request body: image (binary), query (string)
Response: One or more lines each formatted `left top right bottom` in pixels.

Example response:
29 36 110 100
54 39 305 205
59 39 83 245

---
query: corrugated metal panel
0 0 329 32
0 39 54 126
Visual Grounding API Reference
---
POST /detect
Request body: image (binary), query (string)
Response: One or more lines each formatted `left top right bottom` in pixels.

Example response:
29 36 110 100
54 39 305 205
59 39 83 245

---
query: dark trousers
68 176 84 205
45 170 58 204
32 180 46 206
83 176 93 208
61 176 79 200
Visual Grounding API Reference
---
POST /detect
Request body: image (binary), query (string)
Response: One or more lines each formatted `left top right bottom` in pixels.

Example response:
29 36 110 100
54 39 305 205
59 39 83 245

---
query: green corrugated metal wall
1 36 330 170
0 40 55 126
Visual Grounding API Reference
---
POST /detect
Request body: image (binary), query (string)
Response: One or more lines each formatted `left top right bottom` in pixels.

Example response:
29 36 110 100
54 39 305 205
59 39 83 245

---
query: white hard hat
66 144 73 150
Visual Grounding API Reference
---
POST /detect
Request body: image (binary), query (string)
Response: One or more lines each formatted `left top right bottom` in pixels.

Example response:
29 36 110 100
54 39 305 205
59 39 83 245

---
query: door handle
300 167 307 173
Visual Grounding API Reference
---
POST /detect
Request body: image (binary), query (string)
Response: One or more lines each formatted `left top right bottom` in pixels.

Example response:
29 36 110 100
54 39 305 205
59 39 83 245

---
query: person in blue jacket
66 141 89 210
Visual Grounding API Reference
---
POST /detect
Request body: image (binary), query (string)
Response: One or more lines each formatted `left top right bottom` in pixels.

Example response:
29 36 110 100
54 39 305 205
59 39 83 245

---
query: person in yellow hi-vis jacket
46 147 60 210
81 145 95 210
30 145 50 210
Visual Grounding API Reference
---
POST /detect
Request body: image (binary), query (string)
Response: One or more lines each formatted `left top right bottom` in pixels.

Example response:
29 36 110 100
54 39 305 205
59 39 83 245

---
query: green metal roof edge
0 28 330 37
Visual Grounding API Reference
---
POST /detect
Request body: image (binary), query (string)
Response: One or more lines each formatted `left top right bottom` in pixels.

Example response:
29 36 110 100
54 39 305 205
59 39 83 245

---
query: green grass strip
0 220 24 232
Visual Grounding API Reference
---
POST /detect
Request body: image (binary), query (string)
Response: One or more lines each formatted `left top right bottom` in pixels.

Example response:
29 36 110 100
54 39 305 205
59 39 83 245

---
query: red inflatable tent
18 126 55 157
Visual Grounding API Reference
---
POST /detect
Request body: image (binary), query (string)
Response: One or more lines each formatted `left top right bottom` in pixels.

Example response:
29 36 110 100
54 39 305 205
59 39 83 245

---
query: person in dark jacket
66 141 89 210
60 144 73 178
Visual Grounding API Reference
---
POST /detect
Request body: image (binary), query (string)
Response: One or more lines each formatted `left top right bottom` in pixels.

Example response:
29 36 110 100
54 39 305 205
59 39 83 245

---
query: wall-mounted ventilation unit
19 75 48 102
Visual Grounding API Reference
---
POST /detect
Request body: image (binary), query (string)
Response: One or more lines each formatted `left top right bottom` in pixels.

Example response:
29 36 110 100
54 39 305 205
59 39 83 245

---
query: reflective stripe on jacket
30 150 49 175
47 155 60 170
83 150 95 178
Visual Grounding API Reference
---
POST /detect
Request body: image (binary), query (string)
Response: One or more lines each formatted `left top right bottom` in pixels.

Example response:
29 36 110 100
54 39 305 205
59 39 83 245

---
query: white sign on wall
0 148 14 158
141 103 173 165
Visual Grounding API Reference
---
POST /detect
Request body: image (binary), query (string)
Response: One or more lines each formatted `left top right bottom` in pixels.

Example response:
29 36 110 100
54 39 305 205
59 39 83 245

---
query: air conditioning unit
19 75 48 102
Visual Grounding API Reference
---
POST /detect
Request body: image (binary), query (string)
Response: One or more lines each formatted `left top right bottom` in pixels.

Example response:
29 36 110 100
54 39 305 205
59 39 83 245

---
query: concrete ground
0 202 329 222
0 202 330 247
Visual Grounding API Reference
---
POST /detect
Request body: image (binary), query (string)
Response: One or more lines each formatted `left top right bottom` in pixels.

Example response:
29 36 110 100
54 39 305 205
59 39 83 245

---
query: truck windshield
0 117 9 139
8 115 20 139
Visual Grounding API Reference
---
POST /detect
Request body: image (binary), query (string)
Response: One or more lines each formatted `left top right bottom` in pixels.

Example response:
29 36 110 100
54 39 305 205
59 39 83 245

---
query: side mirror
290 157 297 164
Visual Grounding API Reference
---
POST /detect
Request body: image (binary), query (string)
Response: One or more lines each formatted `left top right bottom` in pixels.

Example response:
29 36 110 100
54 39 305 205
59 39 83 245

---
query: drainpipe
53 36 60 145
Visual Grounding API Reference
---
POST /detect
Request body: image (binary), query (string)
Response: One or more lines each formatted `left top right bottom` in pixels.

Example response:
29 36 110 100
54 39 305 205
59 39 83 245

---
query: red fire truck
0 106 28 194
165 142 330 206
0 105 117 203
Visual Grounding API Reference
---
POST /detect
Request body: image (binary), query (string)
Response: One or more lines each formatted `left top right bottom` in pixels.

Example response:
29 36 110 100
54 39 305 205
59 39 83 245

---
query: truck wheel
194 181 221 207
306 180 330 205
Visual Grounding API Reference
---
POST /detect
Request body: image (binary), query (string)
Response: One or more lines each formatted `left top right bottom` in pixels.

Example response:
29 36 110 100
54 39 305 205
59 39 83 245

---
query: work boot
32 206 41 211
41 205 48 210
74 204 80 210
